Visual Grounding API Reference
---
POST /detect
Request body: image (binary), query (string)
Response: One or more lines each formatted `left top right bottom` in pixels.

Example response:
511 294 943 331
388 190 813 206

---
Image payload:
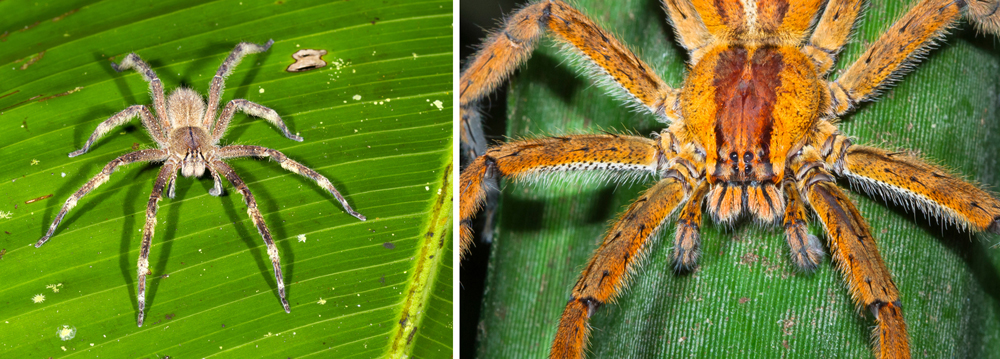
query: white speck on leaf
57 325 76 340
297 234 307 243
32 294 45 303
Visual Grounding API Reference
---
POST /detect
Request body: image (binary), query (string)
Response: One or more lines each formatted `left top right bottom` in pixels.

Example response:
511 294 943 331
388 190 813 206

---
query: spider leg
216 145 365 221
552 177 689 359
460 0 679 121
69 105 165 157
782 178 823 271
136 161 177 327
967 0 1000 34
838 145 1000 232
211 99 302 143
459 105 486 161
204 39 274 129
796 160 908 359
211 160 291 314
36 149 168 247
804 0 864 74
660 0 712 62
111 54 169 132
672 180 708 270
828 0 962 115
460 134 664 256
208 166 225 196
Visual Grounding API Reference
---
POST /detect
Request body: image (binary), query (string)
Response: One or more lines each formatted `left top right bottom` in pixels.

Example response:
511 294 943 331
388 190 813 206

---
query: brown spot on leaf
52 9 79 22
19 51 45 70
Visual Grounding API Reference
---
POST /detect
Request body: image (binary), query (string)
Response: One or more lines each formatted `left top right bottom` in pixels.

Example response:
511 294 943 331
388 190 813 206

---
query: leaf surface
0 0 452 357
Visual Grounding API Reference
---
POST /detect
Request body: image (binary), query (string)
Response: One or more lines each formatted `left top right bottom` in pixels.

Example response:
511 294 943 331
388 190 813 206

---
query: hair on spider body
460 0 1000 358
37 39 365 327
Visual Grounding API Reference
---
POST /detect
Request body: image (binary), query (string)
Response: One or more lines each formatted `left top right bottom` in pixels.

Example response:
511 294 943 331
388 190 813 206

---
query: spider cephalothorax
460 0 1000 358
38 40 365 327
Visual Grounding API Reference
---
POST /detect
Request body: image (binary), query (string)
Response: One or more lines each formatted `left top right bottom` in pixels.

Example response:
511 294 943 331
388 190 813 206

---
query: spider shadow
499 185 621 233
217 162 294 305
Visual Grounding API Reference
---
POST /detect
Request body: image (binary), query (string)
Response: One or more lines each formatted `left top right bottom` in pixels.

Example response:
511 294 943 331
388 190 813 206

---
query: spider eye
743 151 753 162
728 152 738 161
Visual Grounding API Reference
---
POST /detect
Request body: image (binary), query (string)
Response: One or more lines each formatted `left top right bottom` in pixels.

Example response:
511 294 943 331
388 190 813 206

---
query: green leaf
0 0 452 357
473 0 1000 357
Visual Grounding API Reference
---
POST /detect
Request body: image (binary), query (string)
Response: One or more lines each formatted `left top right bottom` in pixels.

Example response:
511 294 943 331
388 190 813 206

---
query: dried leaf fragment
285 49 328 72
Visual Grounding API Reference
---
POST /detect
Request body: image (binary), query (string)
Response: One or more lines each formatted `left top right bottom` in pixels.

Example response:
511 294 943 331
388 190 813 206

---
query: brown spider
460 0 1000 358
36 40 366 327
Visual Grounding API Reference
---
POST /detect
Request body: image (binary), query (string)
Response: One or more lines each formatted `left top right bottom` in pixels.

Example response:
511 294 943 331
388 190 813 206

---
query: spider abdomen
166 87 207 127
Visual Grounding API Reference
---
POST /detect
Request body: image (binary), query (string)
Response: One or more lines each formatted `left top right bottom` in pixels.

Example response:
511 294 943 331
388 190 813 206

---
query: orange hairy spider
460 0 1000 358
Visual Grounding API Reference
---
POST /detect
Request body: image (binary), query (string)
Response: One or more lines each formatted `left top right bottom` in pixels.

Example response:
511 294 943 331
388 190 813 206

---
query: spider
35 40 366 327
460 0 1000 358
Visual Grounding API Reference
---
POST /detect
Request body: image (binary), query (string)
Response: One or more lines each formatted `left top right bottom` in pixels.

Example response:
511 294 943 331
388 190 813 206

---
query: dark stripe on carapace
711 45 783 183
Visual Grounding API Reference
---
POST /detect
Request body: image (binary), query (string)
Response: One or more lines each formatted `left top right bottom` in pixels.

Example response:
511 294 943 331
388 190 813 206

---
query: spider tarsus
351 212 367 221
68 149 86 158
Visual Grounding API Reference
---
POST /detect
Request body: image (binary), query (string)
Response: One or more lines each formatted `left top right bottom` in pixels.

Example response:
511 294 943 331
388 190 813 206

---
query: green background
470 0 1000 357
0 0 452 357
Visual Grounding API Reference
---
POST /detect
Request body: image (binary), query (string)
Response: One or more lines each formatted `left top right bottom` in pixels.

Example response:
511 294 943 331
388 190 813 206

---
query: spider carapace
460 0 1000 358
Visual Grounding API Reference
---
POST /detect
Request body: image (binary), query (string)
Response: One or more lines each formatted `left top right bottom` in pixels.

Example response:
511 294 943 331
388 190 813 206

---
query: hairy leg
136 162 177 327
672 180 708 270
217 145 364 221
212 99 302 143
111 53 170 132
804 0 865 74
552 177 689 359
829 0 962 115
796 160 908 359
460 134 663 256
460 0 679 121
69 105 165 157
839 145 1000 232
660 0 712 62
211 160 291 314
36 149 168 247
782 179 823 271
204 39 274 129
